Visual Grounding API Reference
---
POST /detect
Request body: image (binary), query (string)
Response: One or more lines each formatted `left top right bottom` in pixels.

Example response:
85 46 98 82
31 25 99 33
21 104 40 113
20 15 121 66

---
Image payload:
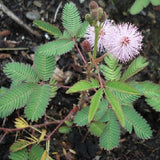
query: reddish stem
0 121 59 133
0 132 8 143
46 107 77 141
74 41 88 67
94 61 104 88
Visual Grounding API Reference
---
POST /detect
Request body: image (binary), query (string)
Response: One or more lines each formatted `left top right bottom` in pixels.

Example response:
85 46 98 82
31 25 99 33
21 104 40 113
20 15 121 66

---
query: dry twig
0 1 41 37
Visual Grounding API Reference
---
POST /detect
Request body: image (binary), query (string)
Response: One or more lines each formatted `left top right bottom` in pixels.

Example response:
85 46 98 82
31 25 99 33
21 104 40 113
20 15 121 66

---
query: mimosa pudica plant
0 1 160 159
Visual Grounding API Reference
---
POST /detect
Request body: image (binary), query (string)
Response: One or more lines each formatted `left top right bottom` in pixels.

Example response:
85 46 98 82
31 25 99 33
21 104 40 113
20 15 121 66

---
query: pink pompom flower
85 20 112 52
105 23 143 62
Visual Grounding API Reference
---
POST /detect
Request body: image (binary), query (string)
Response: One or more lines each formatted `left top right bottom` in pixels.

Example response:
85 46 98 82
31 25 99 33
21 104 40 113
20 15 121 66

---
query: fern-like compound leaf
104 88 125 127
25 84 51 121
62 30 72 39
49 78 57 98
130 81 160 98
28 145 44 160
146 96 160 112
106 81 140 95
121 56 148 81
9 148 28 160
76 21 89 38
10 139 35 152
0 83 37 115
112 91 140 105
94 98 108 121
74 107 89 126
123 106 152 139
101 55 121 81
34 20 62 37
0 108 15 118
99 109 120 150
88 88 103 122
4 62 39 83
34 52 55 81
89 122 105 137
66 80 99 94
37 39 74 56
62 3 81 37
0 87 7 97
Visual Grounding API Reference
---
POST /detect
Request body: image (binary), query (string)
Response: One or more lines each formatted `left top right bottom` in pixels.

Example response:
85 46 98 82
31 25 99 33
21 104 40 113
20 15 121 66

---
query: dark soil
0 0 160 159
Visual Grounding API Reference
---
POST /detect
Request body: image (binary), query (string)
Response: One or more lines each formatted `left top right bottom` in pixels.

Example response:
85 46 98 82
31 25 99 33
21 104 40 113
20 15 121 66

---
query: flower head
85 20 112 52
106 23 143 62
81 40 92 52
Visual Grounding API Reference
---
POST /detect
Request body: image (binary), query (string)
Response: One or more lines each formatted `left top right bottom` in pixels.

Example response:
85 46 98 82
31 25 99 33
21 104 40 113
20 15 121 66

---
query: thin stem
74 41 88 67
93 27 99 60
46 107 76 140
0 121 60 133
94 61 103 88
0 132 8 143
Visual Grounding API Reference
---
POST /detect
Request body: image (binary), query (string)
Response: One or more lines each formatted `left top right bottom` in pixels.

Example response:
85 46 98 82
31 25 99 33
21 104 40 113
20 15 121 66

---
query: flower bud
85 14 93 25
91 9 99 21
99 12 107 23
97 7 103 20
81 40 92 52
89 1 98 10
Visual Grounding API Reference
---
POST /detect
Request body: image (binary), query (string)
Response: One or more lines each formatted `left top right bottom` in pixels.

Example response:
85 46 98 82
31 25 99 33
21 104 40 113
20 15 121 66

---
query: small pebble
44 33 50 40
26 10 40 20
33 1 42 8
79 0 85 3
0 11 3 16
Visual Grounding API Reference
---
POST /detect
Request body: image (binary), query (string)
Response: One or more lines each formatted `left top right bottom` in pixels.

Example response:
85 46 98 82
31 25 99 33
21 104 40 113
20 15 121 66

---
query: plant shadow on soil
0 0 160 159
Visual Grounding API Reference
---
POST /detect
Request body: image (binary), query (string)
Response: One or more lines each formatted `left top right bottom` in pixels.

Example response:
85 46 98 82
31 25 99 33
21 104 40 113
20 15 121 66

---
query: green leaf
99 109 120 150
33 20 62 37
34 52 55 81
101 54 121 81
62 3 81 37
76 21 89 38
89 122 105 137
25 84 51 121
74 107 89 126
49 79 57 98
29 145 44 160
66 80 99 94
123 106 152 139
65 120 73 127
37 39 74 56
9 148 28 160
150 0 160 5
62 30 72 39
88 88 103 122
129 81 160 97
94 98 108 121
59 126 71 134
121 56 148 81
0 83 37 114
10 139 33 152
146 96 160 112
4 62 39 83
112 91 140 105
106 81 140 95
0 108 15 118
104 88 125 127
0 87 8 97
129 0 150 15
90 78 99 87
